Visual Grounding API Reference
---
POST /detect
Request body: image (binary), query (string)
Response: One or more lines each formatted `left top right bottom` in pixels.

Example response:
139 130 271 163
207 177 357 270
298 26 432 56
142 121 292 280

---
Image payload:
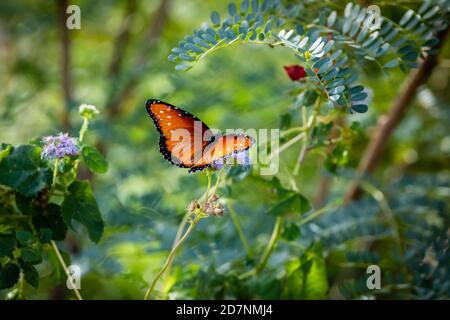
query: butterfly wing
146 99 214 168
189 133 255 172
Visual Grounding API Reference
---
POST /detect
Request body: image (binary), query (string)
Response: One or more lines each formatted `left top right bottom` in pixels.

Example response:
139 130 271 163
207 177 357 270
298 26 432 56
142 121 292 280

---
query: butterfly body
146 99 254 172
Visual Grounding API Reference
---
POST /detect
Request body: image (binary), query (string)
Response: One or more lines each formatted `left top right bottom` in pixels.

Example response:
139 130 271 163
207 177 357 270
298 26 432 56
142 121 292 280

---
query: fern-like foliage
300 198 390 248
322 1 449 71
168 0 449 114
300 174 450 299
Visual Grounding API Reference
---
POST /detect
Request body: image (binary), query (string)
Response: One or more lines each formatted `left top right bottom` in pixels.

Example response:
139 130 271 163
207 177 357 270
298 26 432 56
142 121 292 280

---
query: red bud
284 65 307 81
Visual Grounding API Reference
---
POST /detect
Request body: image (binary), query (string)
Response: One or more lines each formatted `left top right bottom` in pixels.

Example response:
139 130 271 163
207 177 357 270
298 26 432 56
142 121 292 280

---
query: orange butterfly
146 99 254 172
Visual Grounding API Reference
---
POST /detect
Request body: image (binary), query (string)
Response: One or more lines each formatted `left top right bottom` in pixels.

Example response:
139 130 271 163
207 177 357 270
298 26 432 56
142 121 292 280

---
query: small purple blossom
41 133 79 160
212 149 251 170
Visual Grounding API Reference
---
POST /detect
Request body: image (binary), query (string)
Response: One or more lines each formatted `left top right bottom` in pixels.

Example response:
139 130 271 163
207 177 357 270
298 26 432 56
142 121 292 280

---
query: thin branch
228 203 253 258
51 240 83 300
314 117 344 207
106 0 171 118
56 0 72 131
255 216 283 275
108 0 138 79
144 212 201 300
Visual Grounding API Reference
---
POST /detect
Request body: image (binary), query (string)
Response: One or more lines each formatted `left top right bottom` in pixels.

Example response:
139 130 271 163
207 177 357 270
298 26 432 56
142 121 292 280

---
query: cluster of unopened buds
187 194 224 217
187 200 201 213
204 194 224 216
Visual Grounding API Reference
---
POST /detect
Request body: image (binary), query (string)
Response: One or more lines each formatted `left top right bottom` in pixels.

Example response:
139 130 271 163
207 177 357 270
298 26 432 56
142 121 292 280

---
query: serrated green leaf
282 222 300 241
283 244 328 299
268 192 311 216
32 203 67 241
21 247 42 265
61 181 104 243
279 113 292 130
0 235 15 258
39 228 53 244
0 145 52 197
81 146 108 174
22 263 39 289
16 230 34 247
0 263 20 290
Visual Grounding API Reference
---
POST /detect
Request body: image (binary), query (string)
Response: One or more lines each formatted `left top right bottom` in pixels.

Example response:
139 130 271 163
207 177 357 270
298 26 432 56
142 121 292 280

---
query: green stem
361 182 402 252
160 210 191 294
268 132 305 161
51 240 83 300
18 272 24 299
73 116 90 173
242 101 323 278
280 126 308 138
144 212 202 300
78 116 89 143
298 203 338 226
255 216 284 274
293 101 320 176
293 136 310 176
211 166 225 195
202 172 212 210
228 204 253 259
52 158 60 187
150 169 225 299
239 204 338 280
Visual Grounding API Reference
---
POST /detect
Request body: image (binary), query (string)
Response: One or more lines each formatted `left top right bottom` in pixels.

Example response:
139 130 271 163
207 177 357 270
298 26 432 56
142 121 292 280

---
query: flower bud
79 104 100 119
187 200 200 212
284 65 307 81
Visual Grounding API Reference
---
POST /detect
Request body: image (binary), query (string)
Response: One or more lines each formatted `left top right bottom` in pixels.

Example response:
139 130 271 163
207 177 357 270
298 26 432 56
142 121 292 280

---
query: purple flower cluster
212 150 251 170
41 133 79 160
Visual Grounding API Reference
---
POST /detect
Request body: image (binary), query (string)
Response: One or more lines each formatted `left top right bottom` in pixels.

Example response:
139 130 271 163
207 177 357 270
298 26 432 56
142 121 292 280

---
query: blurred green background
0 0 449 299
